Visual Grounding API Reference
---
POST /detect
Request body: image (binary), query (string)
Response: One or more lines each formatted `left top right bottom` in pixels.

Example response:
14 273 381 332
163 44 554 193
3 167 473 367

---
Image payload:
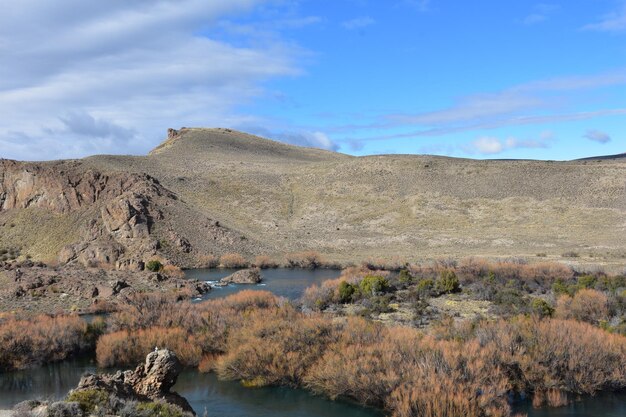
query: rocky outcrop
0 263 210 314
220 267 262 284
73 349 194 414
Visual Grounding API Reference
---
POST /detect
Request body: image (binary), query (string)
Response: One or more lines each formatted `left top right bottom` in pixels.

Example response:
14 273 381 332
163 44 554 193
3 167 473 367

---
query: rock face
74 349 194 414
220 267 262 284
0 154 263 270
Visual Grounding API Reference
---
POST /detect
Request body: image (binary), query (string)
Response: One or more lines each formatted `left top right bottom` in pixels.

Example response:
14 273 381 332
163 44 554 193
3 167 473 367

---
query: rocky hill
1 128 625 270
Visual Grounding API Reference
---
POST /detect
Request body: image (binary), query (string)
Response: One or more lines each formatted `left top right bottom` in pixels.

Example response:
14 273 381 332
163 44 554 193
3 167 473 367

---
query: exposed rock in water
11 350 195 417
73 349 195 414
220 267 261 284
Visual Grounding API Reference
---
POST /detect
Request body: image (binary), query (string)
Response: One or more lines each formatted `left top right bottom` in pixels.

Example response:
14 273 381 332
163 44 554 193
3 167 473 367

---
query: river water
0 268 624 416
184 267 341 300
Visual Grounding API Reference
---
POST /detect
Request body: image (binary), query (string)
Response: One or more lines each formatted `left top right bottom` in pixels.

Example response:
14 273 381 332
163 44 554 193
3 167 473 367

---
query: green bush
66 389 109 413
398 269 413 284
359 275 390 296
338 281 356 303
136 401 188 417
146 260 163 272
577 275 597 290
415 278 434 296
436 270 460 294
552 279 575 296
531 298 554 318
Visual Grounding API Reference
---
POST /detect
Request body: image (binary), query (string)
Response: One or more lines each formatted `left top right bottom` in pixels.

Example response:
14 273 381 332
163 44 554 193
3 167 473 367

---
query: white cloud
583 3 626 33
342 17 375 30
464 131 555 155
584 129 611 144
471 137 504 154
0 0 303 161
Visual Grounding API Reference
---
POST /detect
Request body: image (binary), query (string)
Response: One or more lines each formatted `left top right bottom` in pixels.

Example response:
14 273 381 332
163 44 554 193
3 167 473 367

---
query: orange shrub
219 253 248 268
96 327 202 367
555 289 609 324
285 251 324 269
0 315 88 371
253 255 279 269
162 264 185 278
198 254 219 268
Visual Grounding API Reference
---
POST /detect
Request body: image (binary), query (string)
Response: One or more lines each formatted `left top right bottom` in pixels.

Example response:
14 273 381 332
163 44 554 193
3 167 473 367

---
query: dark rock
111 279 130 295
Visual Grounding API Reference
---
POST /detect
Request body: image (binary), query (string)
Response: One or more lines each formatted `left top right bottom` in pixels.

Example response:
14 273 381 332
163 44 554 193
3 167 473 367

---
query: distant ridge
577 152 626 161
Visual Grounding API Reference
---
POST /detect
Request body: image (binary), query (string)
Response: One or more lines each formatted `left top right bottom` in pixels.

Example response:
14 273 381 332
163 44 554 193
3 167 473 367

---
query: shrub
0 315 89 371
415 278 434 296
338 281 356 303
66 389 109 413
562 251 579 258
285 251 324 269
577 275 597 290
219 253 248 268
397 269 413 284
48 401 84 417
531 298 554 318
136 401 191 417
162 264 184 278
145 260 163 272
555 289 609 325
253 255 279 269
198 255 219 268
359 275 390 296
436 270 460 294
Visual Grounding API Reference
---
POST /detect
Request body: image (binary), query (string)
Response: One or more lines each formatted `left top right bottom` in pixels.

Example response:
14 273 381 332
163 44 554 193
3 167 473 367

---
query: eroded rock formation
73 349 194 414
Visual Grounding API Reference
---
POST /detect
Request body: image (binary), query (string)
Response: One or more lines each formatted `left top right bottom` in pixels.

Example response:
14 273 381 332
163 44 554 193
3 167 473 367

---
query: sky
0 0 625 161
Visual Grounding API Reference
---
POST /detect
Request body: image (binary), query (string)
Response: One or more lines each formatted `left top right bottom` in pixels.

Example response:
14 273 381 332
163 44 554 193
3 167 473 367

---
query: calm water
184 268 341 301
0 359 382 417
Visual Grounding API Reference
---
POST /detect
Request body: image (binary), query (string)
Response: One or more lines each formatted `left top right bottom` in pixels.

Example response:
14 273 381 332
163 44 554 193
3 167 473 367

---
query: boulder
73 349 194 414
220 268 261 284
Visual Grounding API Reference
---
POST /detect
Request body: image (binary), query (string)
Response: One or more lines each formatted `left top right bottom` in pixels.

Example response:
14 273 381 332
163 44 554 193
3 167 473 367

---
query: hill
1 128 625 270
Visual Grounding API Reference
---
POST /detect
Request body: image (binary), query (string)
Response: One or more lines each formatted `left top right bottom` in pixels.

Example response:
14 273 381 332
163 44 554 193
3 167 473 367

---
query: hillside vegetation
1 128 625 270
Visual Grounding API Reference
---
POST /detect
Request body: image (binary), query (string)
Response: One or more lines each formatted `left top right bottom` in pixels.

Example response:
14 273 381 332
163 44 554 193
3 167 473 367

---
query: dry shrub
475 317 626 399
363 257 407 271
98 290 281 367
555 289 609 324
285 251 324 269
215 308 339 387
455 258 573 286
96 327 202 367
162 264 185 278
198 254 219 268
0 315 88 371
219 253 248 268
253 255 279 269
90 289 625 417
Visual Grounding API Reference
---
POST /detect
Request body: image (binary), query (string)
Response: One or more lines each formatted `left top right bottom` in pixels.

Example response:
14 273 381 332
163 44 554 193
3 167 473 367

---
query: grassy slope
78 128 626 269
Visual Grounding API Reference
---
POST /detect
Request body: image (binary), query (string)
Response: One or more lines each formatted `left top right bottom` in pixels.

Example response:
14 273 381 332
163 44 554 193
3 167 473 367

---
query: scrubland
1 257 625 417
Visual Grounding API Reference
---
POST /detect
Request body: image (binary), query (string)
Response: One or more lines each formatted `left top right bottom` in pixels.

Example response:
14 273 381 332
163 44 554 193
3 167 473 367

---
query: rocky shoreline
0 262 209 314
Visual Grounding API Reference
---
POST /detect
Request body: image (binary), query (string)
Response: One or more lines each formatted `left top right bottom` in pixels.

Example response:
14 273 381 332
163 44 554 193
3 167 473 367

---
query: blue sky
0 0 625 160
